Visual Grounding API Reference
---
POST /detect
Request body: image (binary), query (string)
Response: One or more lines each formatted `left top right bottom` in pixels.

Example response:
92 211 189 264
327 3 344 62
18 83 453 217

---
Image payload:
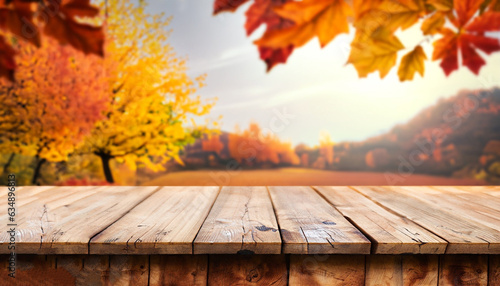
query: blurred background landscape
0 0 499 186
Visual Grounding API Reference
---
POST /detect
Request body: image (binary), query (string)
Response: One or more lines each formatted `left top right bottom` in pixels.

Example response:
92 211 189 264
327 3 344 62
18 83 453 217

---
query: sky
146 1 500 146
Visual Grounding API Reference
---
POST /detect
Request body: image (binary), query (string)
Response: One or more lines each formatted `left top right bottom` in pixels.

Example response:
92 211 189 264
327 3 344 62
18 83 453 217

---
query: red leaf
259 45 293 71
462 34 500 54
0 0 40 46
466 11 500 32
0 35 17 81
43 0 104 56
245 0 292 35
214 0 248 14
454 0 483 26
460 40 486 74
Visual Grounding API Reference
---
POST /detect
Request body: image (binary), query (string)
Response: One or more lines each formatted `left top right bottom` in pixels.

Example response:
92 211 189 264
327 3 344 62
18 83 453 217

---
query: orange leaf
259 45 294 71
454 0 484 27
398 45 426 81
256 0 352 49
421 11 446 35
213 0 248 14
426 0 453 11
245 0 292 35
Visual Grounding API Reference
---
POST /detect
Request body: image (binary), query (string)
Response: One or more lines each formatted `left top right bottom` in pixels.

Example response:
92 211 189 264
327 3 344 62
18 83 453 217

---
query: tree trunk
2 153 15 175
99 154 114 184
32 157 46 185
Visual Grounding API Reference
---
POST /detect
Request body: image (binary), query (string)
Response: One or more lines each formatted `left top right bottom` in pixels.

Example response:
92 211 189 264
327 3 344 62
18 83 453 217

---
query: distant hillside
158 88 500 183
329 88 500 182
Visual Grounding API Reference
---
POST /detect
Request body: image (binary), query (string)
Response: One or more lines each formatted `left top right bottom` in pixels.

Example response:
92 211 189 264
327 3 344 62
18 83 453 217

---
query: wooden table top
1 186 499 255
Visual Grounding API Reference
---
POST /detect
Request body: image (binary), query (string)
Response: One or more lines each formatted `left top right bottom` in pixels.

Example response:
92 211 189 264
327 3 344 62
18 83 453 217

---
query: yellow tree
79 1 216 183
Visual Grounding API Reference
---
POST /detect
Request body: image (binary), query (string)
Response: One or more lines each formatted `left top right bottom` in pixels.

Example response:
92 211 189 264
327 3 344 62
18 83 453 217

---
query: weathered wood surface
268 186 370 254
353 186 500 254
208 255 287 286
0 186 159 254
150 255 208 286
315 186 446 254
1 186 500 255
91 186 219 254
289 255 365 285
194 187 281 254
438 255 488 286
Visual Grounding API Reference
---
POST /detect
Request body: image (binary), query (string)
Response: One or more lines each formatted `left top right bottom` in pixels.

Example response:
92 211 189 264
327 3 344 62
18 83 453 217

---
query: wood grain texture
366 255 403 286
392 186 500 231
194 187 281 254
315 186 446 254
490 255 500 286
56 255 110 285
0 186 159 254
150 255 208 286
289 255 365 285
353 186 500 254
208 255 287 286
439 255 487 286
403 255 439 286
91 186 219 254
268 186 370 254
109 255 149 285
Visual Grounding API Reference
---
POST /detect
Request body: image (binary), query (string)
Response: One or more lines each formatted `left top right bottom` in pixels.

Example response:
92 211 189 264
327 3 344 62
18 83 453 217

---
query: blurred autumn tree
77 1 216 183
228 123 299 166
213 0 500 81
0 38 108 184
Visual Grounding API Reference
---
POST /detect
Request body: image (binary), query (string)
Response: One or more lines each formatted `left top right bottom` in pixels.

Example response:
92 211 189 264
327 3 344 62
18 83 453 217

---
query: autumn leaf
255 0 353 49
43 0 104 56
0 0 40 45
354 0 426 34
398 45 426 81
214 0 248 14
426 0 453 11
433 11 500 76
421 11 446 35
245 0 295 70
0 35 16 81
348 27 405 78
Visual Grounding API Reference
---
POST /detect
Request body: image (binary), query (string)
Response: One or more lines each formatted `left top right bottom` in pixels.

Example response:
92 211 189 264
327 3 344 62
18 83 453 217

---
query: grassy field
142 168 486 186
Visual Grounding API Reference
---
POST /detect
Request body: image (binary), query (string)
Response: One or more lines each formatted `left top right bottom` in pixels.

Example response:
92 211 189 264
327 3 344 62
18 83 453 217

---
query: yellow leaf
421 12 446 35
398 45 427 81
426 0 453 11
347 27 405 78
256 0 352 49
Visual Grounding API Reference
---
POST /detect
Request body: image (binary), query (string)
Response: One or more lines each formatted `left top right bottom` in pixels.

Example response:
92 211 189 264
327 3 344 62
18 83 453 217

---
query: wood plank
268 186 370 254
366 255 403 286
0 255 78 285
91 186 219 254
393 186 500 231
194 187 281 254
353 186 500 254
315 186 446 254
0 186 159 254
455 186 500 198
289 255 365 285
438 255 487 286
150 255 207 286
366 255 439 286
490 255 500 286
208 255 287 286
403 255 439 286
109 255 149 285
433 186 500 211
56 255 110 285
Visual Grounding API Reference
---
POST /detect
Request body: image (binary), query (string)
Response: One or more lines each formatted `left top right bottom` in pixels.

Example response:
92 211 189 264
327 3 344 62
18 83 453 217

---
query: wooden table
1 186 499 285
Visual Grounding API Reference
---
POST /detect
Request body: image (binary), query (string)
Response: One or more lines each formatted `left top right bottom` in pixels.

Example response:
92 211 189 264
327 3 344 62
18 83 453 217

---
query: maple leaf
43 0 104 56
0 0 40 45
355 0 427 36
0 35 16 81
214 0 248 14
426 0 453 11
245 0 295 71
255 0 353 49
433 10 500 76
348 27 404 78
421 11 446 35
398 45 426 81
